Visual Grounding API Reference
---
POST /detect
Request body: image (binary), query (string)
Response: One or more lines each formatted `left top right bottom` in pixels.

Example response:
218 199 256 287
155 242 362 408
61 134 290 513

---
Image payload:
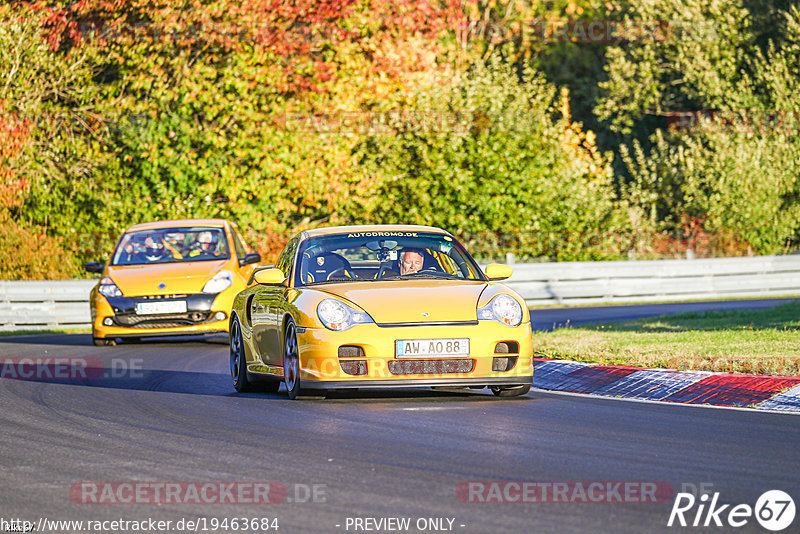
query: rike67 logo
668 490 796 531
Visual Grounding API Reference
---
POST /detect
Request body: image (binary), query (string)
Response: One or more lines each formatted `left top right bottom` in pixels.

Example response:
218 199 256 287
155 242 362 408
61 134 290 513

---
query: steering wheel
327 267 352 280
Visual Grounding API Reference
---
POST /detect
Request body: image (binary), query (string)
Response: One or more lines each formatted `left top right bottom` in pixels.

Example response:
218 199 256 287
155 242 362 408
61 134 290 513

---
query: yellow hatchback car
229 225 533 399
85 219 261 346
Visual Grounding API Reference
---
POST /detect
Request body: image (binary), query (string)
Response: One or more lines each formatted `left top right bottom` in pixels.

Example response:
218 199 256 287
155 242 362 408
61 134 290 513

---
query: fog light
103 318 113 326
214 311 227 321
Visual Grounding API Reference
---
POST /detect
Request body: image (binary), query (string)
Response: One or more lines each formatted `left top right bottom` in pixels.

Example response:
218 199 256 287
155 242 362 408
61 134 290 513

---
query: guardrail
1 280 96 332
2 255 799 331
506 255 800 306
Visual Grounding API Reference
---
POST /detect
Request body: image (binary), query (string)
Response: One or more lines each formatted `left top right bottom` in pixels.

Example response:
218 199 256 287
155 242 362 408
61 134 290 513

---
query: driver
142 236 166 261
399 249 425 275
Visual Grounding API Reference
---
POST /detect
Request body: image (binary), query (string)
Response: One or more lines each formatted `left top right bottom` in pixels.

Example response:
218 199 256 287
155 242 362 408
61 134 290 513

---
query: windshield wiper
397 272 456 279
305 278 364 286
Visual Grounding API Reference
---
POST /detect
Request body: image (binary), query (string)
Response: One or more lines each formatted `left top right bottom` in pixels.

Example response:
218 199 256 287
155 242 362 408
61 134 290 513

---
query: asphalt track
1 298 799 534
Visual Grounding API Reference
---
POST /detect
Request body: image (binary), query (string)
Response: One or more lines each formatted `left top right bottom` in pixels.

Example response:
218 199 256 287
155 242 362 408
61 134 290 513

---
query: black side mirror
239 252 261 267
84 261 104 274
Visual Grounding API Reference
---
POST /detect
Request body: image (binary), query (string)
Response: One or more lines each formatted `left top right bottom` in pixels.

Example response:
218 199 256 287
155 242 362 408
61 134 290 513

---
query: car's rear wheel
490 384 531 397
283 318 301 400
230 316 255 393
230 316 281 394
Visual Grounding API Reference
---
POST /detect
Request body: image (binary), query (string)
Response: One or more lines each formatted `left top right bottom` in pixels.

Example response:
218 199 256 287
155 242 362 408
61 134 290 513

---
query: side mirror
84 261 104 274
239 252 261 267
485 263 513 281
253 268 287 285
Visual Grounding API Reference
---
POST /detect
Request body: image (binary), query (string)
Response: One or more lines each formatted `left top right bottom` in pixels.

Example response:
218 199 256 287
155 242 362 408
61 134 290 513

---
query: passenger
188 231 219 257
163 232 185 259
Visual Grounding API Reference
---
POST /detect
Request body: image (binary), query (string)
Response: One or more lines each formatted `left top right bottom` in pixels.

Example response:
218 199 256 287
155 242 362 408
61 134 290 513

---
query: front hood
318 280 488 324
107 260 228 296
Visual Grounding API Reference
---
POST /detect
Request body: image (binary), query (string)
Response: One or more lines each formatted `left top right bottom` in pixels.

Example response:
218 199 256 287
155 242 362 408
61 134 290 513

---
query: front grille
137 294 189 300
388 359 474 375
113 311 213 328
492 356 518 372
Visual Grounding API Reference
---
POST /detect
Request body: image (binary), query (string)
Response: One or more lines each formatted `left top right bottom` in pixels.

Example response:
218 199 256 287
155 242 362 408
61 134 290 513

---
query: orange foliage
0 100 31 210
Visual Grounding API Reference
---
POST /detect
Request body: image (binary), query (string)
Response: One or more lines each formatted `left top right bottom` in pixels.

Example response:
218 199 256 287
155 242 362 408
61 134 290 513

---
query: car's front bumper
91 291 233 339
299 376 532 389
289 321 533 385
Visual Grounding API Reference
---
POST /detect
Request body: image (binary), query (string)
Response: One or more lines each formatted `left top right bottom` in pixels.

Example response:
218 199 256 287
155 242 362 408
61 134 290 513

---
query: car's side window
276 236 300 279
230 224 247 259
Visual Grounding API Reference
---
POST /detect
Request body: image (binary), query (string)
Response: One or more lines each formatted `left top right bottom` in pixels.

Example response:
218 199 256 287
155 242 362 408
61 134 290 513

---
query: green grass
533 302 800 376
0 327 90 337
528 294 800 309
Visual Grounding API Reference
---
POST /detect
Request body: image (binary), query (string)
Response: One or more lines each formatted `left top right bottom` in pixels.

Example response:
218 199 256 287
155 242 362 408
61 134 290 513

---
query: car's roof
302 225 450 238
125 219 230 232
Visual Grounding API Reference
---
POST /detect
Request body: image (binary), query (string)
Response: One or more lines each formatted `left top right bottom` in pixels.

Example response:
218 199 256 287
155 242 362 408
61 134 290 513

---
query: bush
348 54 632 261
600 1 800 254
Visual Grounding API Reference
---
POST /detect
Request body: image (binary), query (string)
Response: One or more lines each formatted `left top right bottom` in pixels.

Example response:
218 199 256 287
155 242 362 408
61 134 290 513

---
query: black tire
93 337 116 347
490 384 531 397
230 316 255 393
283 318 301 400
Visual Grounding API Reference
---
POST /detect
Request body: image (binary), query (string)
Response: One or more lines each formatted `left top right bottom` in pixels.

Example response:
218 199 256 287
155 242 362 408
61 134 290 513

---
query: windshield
294 231 484 286
111 227 230 266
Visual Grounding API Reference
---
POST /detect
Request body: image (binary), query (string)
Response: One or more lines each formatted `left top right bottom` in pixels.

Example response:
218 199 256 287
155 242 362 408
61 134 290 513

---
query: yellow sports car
229 225 533 399
86 219 261 346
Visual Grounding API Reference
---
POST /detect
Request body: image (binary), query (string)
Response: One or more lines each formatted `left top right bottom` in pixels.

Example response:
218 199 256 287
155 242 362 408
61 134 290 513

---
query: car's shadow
0 366 532 402
0 333 534 402
0 333 228 346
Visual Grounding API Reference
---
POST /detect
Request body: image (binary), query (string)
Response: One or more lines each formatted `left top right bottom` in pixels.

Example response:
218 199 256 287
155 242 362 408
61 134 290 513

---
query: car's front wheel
490 384 531 397
283 318 301 400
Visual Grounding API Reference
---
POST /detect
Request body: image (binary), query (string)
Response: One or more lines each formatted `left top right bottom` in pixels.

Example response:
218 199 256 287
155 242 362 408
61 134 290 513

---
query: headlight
478 294 523 327
317 298 374 331
98 276 123 298
202 270 233 294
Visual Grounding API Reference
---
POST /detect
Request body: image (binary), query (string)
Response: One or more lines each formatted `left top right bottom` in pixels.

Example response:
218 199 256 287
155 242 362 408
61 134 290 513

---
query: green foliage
608 2 800 253
350 54 630 261
1 0 799 278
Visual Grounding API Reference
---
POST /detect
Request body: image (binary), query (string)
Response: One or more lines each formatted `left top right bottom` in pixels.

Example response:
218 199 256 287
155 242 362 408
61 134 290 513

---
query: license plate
135 301 187 315
395 338 470 358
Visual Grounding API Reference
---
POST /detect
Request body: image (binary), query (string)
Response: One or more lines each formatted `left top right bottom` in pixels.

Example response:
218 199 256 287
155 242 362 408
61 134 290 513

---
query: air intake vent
340 360 367 376
492 356 518 372
338 345 365 358
388 359 474 375
494 341 519 354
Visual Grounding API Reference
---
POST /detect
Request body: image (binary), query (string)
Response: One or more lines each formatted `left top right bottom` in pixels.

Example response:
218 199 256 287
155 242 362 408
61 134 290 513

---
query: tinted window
230 225 247 259
276 235 300 279
111 227 230 265
294 231 483 286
